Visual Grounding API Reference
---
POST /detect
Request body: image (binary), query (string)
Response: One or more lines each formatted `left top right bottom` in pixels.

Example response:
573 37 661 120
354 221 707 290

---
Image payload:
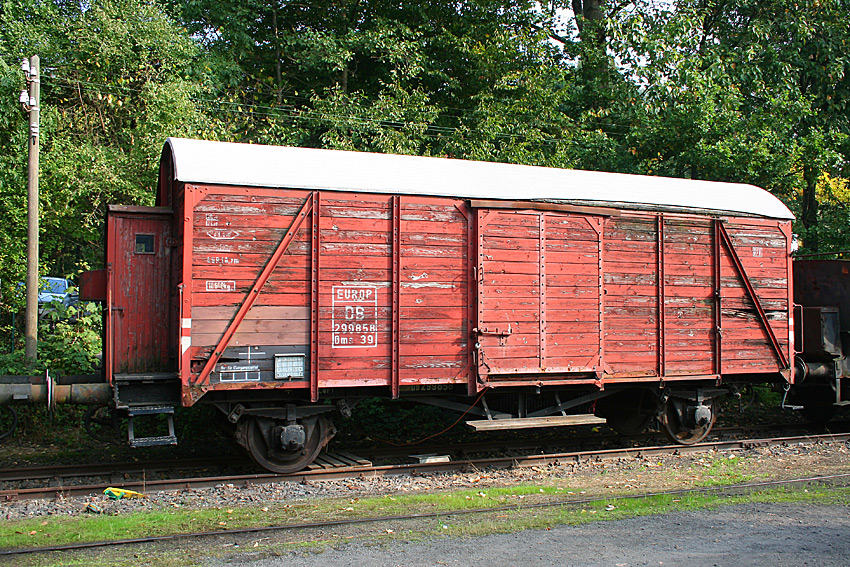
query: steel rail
4 471 850 557
4 420 845 486
0 455 249 483
2 431 849 502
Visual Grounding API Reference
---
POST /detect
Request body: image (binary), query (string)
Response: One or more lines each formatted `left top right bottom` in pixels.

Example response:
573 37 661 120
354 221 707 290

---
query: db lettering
336 288 374 302
345 306 365 321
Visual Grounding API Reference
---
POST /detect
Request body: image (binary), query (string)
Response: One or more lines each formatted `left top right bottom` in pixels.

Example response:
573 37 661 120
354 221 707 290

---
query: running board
128 405 178 447
467 414 607 431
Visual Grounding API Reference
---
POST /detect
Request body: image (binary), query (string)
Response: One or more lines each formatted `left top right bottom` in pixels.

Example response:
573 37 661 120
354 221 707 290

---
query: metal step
127 405 175 416
467 414 607 432
307 452 372 470
128 405 177 447
130 435 178 448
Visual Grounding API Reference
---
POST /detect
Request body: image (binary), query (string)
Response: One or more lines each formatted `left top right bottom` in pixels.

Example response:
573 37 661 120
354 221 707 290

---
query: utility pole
20 56 39 363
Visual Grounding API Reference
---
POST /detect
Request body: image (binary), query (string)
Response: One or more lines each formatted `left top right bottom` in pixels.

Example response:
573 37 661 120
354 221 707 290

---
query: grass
0 484 570 551
438 484 850 539
691 454 758 486
3 479 849 560
6 485 850 567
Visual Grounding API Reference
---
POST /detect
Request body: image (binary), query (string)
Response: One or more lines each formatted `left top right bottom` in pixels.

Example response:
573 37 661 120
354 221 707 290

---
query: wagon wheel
242 415 332 473
602 388 657 436
84 404 121 443
800 404 837 427
607 411 654 437
0 406 18 442
789 384 837 427
660 396 718 445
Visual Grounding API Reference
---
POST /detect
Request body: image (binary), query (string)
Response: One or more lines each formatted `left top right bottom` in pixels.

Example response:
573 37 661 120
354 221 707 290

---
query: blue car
37 277 78 307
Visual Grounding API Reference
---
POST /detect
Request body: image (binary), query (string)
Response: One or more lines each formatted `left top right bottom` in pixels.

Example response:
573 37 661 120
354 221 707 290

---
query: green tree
0 0 211 349
607 0 849 252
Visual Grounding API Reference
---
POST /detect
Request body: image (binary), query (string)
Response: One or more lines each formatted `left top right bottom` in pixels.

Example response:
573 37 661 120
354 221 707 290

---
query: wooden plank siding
174 184 791 401
185 188 470 390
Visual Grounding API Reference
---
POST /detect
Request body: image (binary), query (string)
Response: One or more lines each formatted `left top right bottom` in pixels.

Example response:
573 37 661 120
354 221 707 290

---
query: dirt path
203 501 850 567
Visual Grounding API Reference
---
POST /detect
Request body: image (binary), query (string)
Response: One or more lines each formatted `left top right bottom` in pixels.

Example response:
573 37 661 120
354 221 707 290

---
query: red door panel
107 209 174 376
476 209 602 381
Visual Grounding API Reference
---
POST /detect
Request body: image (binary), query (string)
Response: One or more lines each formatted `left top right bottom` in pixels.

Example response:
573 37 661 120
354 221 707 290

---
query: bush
0 301 101 375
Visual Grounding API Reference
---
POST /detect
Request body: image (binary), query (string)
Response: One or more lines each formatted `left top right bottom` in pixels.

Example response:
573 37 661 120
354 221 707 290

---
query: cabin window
135 234 155 254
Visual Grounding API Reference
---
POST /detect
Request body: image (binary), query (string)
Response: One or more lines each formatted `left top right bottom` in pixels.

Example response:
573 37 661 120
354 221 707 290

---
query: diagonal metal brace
196 193 316 385
716 221 789 369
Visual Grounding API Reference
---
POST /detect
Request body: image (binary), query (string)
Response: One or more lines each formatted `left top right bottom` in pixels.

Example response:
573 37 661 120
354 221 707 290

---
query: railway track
4 469 850 557
2 419 844 488
2 430 849 502
0 455 251 483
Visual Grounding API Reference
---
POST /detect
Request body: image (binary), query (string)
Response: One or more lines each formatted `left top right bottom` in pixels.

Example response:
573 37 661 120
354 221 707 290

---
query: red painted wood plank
546 287 598 299
192 252 308 269
192 279 310 296
195 201 304 216
546 264 600 277
546 321 601 334
199 192 308 205
541 355 603 367
547 333 606 346
481 235 539 249
400 330 467 343
545 298 604 312
400 245 466 258
400 217 467 234
481 262 541 275
400 209 467 223
402 234 466 248
603 262 662 274
544 251 600 264
192 330 310 348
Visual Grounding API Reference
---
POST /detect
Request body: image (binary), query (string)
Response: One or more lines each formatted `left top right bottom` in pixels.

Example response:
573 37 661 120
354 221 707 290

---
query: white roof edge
162 138 795 220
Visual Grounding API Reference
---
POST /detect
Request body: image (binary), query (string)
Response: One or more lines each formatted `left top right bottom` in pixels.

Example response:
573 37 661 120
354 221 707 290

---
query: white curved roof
162 138 794 220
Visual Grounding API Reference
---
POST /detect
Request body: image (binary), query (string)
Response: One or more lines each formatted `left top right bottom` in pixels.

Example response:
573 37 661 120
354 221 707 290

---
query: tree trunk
802 163 820 253
273 8 282 104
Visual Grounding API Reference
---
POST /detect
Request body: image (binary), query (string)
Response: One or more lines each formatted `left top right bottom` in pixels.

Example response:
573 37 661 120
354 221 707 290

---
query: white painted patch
332 285 379 349
181 318 192 329
401 282 455 289
181 336 191 355
206 256 240 265
340 281 391 287
206 280 236 292
409 272 429 281
207 229 240 240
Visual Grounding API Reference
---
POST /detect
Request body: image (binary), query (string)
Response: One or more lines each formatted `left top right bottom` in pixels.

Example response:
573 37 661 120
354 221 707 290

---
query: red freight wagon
83 138 795 471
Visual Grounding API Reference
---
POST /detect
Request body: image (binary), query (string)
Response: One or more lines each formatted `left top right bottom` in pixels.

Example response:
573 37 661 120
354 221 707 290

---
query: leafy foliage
0 300 101 375
1 0 849 365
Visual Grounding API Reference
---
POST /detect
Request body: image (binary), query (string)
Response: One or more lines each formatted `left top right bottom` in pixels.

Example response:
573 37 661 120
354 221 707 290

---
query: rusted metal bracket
539 214 547 368
711 219 722 375
657 215 666 377
716 221 789 369
586 216 605 376
391 195 401 399
475 326 512 346
196 193 316 386
310 192 321 402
